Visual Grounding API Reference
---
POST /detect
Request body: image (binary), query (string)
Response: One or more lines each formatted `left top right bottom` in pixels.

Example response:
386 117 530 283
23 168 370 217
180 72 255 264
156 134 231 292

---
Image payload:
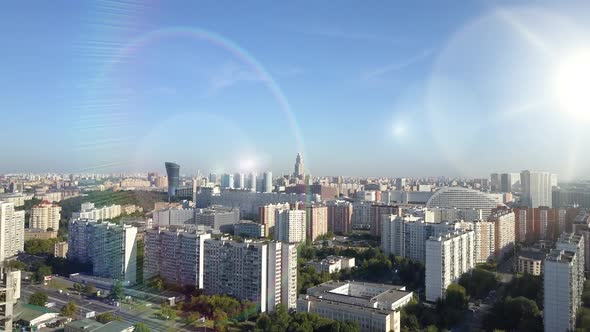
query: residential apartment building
306 204 328 241
52 241 68 258
517 249 544 275
327 200 353 234
307 256 355 274
0 201 25 262
520 170 552 208
72 203 122 221
370 204 400 237
30 201 61 230
203 238 297 312
258 203 291 237
143 228 210 288
0 267 21 330
297 281 413 332
425 230 475 302
488 209 515 259
275 209 306 243
544 249 582 332
67 219 137 283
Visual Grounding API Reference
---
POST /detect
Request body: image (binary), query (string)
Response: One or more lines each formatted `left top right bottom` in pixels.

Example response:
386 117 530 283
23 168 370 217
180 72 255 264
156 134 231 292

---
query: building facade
327 200 353 234
275 209 306 243
30 201 61 231
488 209 515 259
0 201 24 262
306 204 328 241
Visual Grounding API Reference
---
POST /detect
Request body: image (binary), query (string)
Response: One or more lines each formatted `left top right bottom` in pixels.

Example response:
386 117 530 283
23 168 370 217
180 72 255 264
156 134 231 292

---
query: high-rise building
221 173 235 189
234 173 245 189
275 209 306 243
381 215 453 263
490 173 500 192
488 209 515 259
327 200 353 234
144 228 210 288
0 202 25 262
293 153 304 180
248 173 257 192
555 233 585 290
263 172 273 193
165 162 180 197
203 238 297 312
425 230 475 302
306 204 328 241
544 249 582 332
68 220 137 283
258 203 291 237
520 170 552 208
30 201 61 231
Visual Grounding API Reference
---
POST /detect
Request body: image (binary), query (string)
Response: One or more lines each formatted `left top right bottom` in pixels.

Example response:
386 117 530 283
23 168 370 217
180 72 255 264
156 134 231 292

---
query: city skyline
3 1 590 178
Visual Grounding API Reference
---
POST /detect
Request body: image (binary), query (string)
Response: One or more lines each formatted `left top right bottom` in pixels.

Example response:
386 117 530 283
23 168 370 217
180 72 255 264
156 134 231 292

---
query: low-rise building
307 256 355 274
234 221 265 238
52 241 68 258
517 248 545 275
65 319 134 332
24 229 57 240
297 281 412 332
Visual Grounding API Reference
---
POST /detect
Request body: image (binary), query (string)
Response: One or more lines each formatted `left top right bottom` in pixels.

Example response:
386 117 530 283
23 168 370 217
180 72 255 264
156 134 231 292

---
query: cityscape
3 1 590 332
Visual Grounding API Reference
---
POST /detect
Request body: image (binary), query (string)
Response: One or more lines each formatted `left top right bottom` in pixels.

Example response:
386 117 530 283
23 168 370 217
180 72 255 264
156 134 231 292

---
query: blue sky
2 1 590 178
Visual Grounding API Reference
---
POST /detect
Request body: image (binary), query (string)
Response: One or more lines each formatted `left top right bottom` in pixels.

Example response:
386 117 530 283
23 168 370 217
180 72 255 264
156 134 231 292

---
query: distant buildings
0 201 24 262
297 281 413 332
327 200 353 234
72 203 121 221
427 207 483 223
0 194 25 207
144 228 210 288
370 204 400 237
203 238 297 312
275 209 306 243
263 172 273 193
293 153 304 180
165 162 180 197
307 256 355 274
68 219 138 283
30 201 61 231
259 203 291 237
520 170 552 208
153 206 239 232
425 230 475 302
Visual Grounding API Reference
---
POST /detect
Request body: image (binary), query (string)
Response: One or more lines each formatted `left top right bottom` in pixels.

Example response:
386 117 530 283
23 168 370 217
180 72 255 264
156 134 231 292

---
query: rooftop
305 281 411 310
518 248 546 261
546 249 576 263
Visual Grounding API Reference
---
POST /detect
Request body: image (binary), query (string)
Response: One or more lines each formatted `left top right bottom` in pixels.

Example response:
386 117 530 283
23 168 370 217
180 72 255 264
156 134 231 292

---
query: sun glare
555 49 590 120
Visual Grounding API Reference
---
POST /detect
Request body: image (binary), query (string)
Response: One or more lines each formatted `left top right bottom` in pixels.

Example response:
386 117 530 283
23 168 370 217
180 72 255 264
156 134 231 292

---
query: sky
2 1 590 179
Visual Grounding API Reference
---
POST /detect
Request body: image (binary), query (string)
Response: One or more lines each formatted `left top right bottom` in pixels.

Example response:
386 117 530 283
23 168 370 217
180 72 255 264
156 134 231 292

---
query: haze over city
3 1 590 178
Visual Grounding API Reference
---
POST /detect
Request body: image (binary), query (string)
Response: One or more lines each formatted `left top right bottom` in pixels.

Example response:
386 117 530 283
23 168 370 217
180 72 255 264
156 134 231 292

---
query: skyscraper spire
294 153 304 180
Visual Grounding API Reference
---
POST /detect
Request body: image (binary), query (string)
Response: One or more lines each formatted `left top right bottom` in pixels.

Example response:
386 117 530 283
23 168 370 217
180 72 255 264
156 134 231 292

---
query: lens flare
555 49 590 121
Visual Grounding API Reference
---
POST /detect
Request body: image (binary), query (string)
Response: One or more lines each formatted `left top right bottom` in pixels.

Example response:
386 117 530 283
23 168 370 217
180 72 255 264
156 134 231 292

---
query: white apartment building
0 194 25 207
425 230 475 302
472 220 495 263
381 215 453 263
275 209 306 243
556 233 585 297
259 203 291 238
488 209 515 259
203 238 297 312
30 202 61 231
0 201 25 262
297 281 413 332
234 221 265 238
72 203 122 221
544 249 581 332
144 228 211 288
307 256 355 274
0 267 21 330
206 189 317 217
67 219 137 284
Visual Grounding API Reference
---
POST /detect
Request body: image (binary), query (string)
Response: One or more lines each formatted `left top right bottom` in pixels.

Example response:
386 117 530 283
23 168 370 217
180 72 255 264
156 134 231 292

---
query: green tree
109 280 125 301
34 264 52 282
6 260 26 270
133 322 151 332
60 301 77 318
84 283 97 296
95 312 121 323
159 304 176 320
29 291 48 306
73 283 84 293
445 284 468 310
458 268 498 299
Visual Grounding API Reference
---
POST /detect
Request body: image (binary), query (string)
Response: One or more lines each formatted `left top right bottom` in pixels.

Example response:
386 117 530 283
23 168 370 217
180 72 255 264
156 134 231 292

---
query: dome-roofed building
426 187 503 219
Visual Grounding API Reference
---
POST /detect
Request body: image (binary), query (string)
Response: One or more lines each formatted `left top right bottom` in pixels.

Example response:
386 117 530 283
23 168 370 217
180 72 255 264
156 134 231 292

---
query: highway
21 283 192 331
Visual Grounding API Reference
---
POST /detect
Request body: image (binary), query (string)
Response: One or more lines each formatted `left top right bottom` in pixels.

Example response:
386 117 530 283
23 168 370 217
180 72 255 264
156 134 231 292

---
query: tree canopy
29 291 48 306
255 305 360 332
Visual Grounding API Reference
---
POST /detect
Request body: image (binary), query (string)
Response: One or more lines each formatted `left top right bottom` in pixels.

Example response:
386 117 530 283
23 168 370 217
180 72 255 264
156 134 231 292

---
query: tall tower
294 153 304 180
165 162 180 197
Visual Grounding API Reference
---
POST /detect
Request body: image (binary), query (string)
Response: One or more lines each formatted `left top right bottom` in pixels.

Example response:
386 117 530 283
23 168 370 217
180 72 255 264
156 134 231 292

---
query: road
21 283 192 332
